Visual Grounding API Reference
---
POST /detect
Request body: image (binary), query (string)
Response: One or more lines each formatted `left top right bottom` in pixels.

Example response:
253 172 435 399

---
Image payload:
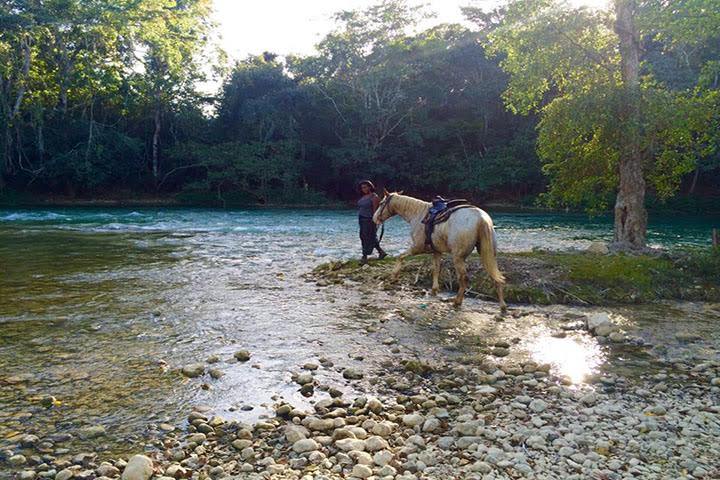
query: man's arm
372 194 380 212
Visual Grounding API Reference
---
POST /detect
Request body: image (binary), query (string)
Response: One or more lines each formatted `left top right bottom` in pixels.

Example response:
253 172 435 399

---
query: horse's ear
398 190 404 195
383 188 390 197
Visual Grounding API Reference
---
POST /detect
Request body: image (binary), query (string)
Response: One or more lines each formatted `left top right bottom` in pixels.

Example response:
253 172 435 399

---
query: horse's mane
390 193 430 219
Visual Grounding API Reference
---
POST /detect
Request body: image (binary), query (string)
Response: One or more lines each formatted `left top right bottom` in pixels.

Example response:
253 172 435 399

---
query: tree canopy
0 0 717 223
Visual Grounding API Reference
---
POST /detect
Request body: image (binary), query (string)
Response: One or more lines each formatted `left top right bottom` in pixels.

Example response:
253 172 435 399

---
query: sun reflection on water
528 334 605 384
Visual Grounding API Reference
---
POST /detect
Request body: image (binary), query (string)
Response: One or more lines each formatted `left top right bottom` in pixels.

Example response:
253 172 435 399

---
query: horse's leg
431 253 442 295
391 251 411 280
497 282 507 312
451 255 469 307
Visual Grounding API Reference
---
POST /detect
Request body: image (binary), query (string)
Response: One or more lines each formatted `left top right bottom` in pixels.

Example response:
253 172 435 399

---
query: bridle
376 194 393 244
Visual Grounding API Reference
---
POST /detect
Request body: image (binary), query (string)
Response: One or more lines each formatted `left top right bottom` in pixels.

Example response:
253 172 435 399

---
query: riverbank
311 249 720 306
5 305 720 480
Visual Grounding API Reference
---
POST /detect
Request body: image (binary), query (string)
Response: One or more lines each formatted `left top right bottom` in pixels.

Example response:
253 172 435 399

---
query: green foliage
0 0 718 208
487 0 720 213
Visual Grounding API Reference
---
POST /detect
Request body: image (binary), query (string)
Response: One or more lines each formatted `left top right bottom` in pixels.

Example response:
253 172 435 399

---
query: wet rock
18 471 36 480
295 372 314 385
55 469 74 480
208 368 224 379
121 455 153 480
234 350 251 362
96 463 120 477
343 368 364 380
186 433 206 444
303 363 319 370
21 434 40 447
181 364 205 378
78 425 106 439
9 454 27 467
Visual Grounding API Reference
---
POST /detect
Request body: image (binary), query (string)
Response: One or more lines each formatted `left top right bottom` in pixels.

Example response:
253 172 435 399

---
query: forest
1 0 719 216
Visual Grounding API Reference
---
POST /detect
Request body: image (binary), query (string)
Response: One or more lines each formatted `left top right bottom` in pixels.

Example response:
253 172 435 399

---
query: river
0 207 717 465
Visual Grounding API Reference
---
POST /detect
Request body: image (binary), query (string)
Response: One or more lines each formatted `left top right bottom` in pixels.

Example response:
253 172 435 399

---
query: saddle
422 196 474 252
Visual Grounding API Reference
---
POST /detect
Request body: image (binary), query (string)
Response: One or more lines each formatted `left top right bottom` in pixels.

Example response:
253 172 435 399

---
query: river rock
586 242 609 254
121 455 153 480
285 425 308 443
529 399 547 413
78 425 106 439
365 436 389 452
343 368 363 380
55 469 74 480
181 364 205 378
295 372 314 385
351 464 373 479
234 350 251 362
335 438 366 452
292 439 320 454
402 414 424 427
96 463 120 477
9 454 27 466
307 417 335 431
208 368 224 379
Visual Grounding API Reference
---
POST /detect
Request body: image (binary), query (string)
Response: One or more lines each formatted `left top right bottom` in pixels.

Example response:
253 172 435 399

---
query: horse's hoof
500 303 508 313
430 288 439 296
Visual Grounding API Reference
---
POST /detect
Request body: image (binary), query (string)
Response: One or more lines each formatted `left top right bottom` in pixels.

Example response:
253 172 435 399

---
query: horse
372 190 506 310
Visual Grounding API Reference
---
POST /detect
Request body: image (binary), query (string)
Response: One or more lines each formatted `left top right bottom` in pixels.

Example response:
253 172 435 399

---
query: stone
580 392 598 406
121 455 154 480
232 439 252 450
295 372 314 385
343 368 363 380
186 433 206 444
335 438 366 452
374 450 394 466
234 350 251 361
55 469 74 480
307 417 335 431
292 439 320 454
9 455 27 467
96 463 120 477
402 414 424 427
208 369 224 379
181 364 205 378
586 242 609 254
351 464 373 479
471 461 492 473
365 436 389 452
529 399 547 413
422 417 441 433
284 425 308 443
367 398 383 413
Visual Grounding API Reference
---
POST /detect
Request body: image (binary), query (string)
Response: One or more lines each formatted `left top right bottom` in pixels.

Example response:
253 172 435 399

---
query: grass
311 248 720 306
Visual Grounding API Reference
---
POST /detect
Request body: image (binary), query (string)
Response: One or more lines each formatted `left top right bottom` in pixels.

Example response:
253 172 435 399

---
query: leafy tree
487 0 720 248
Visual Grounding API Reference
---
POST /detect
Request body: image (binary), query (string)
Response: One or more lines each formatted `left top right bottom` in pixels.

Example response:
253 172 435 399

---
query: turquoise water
0 207 717 463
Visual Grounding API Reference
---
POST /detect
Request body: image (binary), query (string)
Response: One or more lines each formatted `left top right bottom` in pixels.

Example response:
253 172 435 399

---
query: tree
486 0 720 248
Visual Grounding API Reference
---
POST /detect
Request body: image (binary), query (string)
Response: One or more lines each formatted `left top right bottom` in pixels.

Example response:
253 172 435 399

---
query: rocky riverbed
3 288 720 480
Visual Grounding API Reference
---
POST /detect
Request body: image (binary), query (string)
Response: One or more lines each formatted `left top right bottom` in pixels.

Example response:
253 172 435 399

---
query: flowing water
0 207 717 461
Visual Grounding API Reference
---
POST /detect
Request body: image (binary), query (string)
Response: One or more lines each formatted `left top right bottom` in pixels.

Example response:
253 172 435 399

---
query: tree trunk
613 0 647 249
152 107 161 179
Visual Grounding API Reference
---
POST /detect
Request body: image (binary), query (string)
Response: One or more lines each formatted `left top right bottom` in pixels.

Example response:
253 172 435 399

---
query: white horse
373 191 506 310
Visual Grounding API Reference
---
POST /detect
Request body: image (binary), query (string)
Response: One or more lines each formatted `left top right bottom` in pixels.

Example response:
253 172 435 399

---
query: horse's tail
477 219 505 285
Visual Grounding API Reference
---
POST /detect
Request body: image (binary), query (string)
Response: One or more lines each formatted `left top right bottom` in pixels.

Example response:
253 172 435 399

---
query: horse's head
373 189 402 225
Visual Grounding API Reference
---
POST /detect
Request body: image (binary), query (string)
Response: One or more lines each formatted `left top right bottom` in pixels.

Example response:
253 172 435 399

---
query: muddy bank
311 250 720 305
